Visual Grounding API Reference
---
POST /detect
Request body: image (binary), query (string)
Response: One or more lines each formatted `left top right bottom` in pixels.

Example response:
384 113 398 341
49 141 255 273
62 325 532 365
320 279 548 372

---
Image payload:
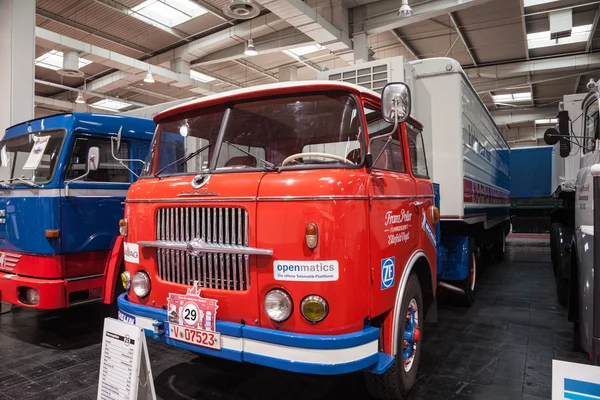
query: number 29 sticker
182 302 200 327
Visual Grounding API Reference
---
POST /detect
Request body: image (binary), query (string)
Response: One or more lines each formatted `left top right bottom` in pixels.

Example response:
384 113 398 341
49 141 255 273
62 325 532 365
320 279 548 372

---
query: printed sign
381 257 395 290
167 282 219 332
552 359 600 399
273 260 339 282
118 310 136 325
124 243 139 264
97 317 156 400
23 136 50 170
384 209 412 245
421 212 436 246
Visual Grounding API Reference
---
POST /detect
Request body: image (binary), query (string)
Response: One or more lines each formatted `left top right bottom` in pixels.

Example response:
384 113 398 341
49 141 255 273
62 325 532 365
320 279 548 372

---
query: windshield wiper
223 141 277 172
154 143 212 179
8 177 40 188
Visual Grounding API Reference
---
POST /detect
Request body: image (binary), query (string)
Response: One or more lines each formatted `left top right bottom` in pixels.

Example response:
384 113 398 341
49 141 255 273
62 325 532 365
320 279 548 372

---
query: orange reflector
305 222 318 249
45 230 60 238
431 206 440 225
119 219 127 227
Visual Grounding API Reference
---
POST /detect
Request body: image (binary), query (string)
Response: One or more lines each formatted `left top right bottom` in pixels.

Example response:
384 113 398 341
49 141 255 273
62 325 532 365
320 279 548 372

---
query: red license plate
165 322 221 350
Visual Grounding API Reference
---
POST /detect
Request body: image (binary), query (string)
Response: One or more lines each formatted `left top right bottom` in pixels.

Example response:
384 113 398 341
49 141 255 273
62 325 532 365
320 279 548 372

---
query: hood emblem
0 251 21 272
178 189 219 197
191 173 210 189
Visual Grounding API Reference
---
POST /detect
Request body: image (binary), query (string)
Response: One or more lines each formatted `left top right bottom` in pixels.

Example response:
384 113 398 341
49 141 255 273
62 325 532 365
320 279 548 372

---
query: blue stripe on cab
565 379 600 397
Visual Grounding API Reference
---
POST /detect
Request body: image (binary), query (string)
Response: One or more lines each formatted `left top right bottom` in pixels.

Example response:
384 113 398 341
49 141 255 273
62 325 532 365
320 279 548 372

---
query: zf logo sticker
381 257 395 290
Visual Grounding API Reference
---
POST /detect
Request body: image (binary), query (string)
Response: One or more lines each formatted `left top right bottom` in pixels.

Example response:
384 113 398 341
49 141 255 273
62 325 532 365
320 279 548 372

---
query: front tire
365 274 423 400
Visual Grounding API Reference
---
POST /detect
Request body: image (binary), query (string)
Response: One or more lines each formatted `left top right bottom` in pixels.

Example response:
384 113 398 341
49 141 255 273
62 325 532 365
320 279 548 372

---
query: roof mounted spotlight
244 39 257 56
398 0 412 18
587 78 597 91
75 92 86 104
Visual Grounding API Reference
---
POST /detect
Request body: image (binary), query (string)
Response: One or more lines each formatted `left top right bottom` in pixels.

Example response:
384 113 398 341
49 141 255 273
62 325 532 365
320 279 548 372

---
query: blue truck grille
155 207 250 291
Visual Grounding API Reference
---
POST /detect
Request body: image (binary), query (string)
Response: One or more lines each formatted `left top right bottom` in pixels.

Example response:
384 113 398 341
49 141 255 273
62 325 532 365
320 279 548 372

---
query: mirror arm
111 137 143 179
65 155 94 197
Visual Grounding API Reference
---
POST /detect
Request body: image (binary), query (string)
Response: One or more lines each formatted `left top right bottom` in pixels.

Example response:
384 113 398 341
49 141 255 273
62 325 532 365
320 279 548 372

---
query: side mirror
557 110 571 157
381 82 411 124
88 146 99 171
116 126 122 153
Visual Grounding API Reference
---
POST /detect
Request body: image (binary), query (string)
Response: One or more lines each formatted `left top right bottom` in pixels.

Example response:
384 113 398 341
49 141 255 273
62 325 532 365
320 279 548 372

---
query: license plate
165 322 221 350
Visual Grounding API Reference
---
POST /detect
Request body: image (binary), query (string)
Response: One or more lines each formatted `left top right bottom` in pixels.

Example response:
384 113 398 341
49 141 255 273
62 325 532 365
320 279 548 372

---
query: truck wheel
459 239 477 306
365 274 423 400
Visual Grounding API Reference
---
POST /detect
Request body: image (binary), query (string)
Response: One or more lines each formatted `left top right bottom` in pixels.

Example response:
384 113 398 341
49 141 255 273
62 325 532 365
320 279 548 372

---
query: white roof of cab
156 80 381 121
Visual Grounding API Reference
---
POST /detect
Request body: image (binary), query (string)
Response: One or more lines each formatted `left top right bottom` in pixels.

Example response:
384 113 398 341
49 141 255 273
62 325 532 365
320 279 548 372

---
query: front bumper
118 293 393 375
0 272 67 309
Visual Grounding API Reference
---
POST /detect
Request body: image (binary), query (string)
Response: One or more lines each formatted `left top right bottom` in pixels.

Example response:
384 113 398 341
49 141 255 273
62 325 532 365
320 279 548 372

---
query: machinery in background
113 56 509 400
0 113 154 310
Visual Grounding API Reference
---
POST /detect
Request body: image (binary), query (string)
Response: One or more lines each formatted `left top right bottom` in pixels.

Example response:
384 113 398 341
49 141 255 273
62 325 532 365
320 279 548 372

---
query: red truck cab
115 81 438 398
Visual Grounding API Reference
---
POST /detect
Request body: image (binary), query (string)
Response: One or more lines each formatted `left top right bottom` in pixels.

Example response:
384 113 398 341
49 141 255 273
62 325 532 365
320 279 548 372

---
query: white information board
552 359 600 399
97 318 156 400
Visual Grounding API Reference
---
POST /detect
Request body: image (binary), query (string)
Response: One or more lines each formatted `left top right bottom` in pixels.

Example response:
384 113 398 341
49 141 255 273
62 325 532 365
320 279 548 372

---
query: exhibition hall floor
0 239 588 399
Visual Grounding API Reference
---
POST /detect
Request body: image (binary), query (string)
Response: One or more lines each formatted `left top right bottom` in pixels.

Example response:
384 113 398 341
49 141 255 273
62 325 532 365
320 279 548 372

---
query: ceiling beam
448 12 477 66
391 29 420 59
474 69 600 93
233 59 279 81
357 0 496 35
193 27 315 65
492 107 558 125
191 67 245 88
36 7 151 55
588 5 600 52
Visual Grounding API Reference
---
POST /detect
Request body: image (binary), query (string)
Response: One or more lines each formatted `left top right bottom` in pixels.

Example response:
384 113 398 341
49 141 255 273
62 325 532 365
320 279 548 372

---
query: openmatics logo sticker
273 260 339 281
381 257 395 290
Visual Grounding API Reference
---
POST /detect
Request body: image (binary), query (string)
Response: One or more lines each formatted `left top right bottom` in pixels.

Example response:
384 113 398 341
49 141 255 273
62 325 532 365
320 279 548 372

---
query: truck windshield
145 92 363 177
0 130 65 185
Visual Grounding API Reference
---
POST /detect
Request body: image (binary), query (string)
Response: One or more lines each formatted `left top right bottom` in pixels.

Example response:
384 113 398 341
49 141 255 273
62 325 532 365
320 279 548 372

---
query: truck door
405 123 436 258
365 102 419 318
60 135 131 278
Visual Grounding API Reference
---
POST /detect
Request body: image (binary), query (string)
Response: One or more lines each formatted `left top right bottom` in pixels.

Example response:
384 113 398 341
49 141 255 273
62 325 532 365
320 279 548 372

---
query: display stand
97 318 156 400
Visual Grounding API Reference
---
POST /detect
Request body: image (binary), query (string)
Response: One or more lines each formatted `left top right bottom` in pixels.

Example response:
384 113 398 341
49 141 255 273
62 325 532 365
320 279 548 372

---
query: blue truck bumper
117 293 393 375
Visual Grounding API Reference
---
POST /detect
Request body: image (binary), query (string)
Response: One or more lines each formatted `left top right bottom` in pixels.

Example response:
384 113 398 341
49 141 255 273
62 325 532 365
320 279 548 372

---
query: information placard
552 359 600 399
97 318 156 400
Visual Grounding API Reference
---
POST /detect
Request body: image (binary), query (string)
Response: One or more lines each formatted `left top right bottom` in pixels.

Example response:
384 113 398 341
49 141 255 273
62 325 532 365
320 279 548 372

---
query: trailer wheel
459 239 477 306
365 274 423 400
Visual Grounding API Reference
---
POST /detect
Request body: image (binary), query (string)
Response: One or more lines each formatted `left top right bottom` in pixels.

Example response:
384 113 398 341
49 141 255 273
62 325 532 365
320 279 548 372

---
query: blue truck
0 112 154 310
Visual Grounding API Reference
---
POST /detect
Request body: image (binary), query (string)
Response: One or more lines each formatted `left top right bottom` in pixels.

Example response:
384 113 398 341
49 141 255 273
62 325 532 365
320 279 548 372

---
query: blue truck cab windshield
0 112 154 309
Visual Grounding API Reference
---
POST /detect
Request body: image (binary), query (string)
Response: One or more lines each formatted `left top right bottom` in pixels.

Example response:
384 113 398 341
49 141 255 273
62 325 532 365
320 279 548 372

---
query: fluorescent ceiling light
35 50 92 71
132 0 207 28
527 24 593 50
524 0 560 7
492 92 532 103
190 70 215 83
90 99 132 111
285 44 326 57
535 118 558 125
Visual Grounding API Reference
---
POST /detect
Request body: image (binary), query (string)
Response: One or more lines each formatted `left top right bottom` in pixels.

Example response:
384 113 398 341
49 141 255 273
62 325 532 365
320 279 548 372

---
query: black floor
0 240 590 400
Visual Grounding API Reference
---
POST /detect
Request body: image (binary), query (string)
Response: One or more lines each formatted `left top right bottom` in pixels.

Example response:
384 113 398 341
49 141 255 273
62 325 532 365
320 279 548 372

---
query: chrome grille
156 207 250 291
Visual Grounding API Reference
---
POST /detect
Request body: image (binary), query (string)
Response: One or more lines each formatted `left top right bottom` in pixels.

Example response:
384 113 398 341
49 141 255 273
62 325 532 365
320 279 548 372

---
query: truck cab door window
67 138 130 183
365 104 405 172
406 124 429 178
584 99 599 153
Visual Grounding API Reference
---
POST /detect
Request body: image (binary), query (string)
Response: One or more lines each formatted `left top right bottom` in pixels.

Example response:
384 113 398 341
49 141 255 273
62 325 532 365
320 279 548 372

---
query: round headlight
132 271 151 298
301 295 328 323
264 289 293 322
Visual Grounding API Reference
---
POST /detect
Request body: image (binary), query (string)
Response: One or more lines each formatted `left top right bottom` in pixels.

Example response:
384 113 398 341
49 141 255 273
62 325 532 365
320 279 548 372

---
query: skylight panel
286 44 326 57
35 50 92 71
492 93 532 103
90 99 132 111
190 70 215 83
527 24 592 49
132 0 207 28
524 0 560 7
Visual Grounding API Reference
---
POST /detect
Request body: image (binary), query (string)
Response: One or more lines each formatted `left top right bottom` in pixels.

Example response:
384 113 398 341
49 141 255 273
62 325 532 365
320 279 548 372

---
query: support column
353 32 369 64
279 66 297 81
0 0 35 135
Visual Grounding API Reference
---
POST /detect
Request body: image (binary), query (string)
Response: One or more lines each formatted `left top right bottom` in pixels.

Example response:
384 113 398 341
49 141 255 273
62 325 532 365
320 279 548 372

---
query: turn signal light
305 222 318 249
45 229 60 238
430 206 440 225
119 219 128 236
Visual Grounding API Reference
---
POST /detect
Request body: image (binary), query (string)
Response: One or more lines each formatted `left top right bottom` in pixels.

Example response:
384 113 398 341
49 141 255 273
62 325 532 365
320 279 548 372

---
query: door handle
412 200 425 206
